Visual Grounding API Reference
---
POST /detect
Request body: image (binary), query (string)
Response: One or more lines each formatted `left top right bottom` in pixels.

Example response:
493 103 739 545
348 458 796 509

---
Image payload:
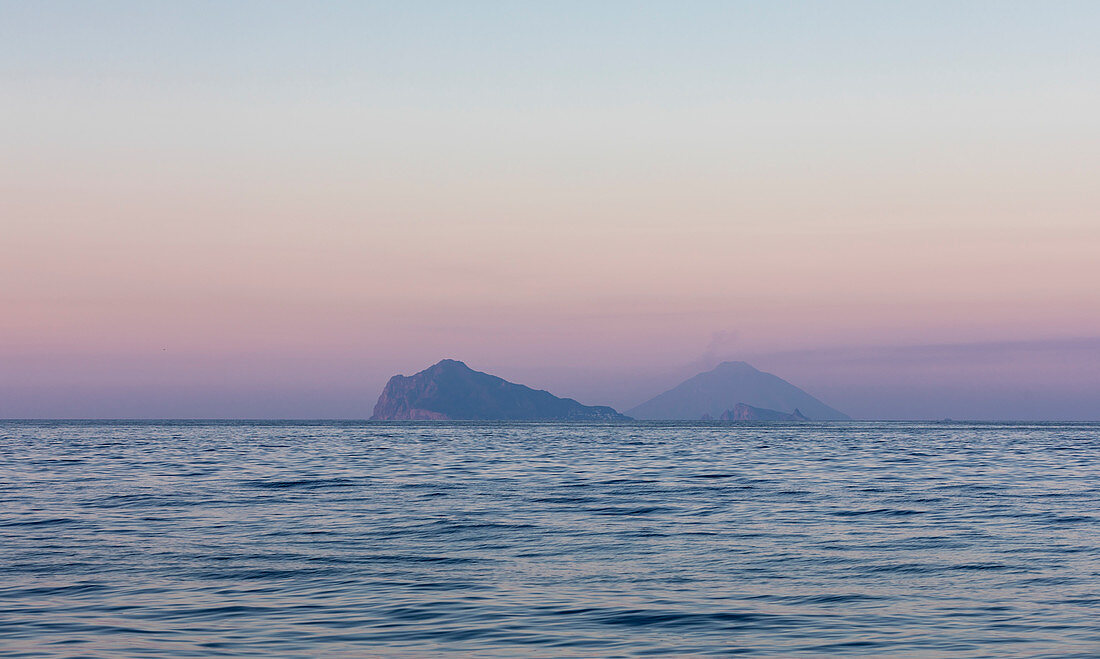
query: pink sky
2 3 1099 418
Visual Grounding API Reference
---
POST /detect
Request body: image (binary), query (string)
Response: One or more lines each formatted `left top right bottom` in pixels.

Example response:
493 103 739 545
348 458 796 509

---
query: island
709 403 810 421
628 360 849 421
370 359 631 421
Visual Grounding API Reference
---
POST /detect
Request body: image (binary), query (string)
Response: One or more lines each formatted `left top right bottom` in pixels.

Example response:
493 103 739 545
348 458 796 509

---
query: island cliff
370 359 631 421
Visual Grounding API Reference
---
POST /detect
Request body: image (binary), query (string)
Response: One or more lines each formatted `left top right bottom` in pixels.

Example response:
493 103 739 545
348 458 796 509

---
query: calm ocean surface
1 421 1098 657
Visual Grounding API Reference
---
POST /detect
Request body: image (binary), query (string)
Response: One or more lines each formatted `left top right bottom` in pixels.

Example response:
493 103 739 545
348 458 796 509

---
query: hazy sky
3 2 1099 418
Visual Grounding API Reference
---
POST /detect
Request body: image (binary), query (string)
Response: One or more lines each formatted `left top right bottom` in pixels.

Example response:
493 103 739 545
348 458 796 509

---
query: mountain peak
429 358 471 371
627 362 849 420
714 360 757 371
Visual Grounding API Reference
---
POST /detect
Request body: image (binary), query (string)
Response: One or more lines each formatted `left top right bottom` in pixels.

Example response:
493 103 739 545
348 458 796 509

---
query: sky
2 1 1099 419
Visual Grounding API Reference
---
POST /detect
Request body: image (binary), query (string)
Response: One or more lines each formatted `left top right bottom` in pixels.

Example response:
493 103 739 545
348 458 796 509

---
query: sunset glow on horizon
3 1 1099 418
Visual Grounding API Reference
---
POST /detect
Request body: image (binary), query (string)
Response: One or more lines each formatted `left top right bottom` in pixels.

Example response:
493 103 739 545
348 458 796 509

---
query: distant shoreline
3 419 1098 424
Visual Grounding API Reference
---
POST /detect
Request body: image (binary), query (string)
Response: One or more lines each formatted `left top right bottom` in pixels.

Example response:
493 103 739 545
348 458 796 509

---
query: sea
1 421 1098 657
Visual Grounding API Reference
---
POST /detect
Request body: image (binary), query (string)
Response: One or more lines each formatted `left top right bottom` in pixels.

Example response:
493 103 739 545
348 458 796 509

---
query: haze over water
3 421 1098 657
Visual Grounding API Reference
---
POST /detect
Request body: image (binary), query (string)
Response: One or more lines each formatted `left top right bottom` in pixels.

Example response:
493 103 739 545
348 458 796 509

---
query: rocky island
704 403 810 421
370 359 630 421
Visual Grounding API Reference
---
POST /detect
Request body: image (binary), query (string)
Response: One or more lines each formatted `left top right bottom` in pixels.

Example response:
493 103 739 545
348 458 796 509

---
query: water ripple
2 420 1099 657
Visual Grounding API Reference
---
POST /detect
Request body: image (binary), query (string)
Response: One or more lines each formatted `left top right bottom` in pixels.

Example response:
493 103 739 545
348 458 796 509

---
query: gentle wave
2 420 1099 657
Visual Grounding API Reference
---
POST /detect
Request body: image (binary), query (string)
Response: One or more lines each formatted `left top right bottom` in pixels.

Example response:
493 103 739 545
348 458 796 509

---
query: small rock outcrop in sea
370 359 631 421
628 360 850 420
716 403 810 421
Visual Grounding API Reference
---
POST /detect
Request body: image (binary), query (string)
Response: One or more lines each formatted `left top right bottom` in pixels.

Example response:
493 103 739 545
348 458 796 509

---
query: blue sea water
1 421 1098 657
